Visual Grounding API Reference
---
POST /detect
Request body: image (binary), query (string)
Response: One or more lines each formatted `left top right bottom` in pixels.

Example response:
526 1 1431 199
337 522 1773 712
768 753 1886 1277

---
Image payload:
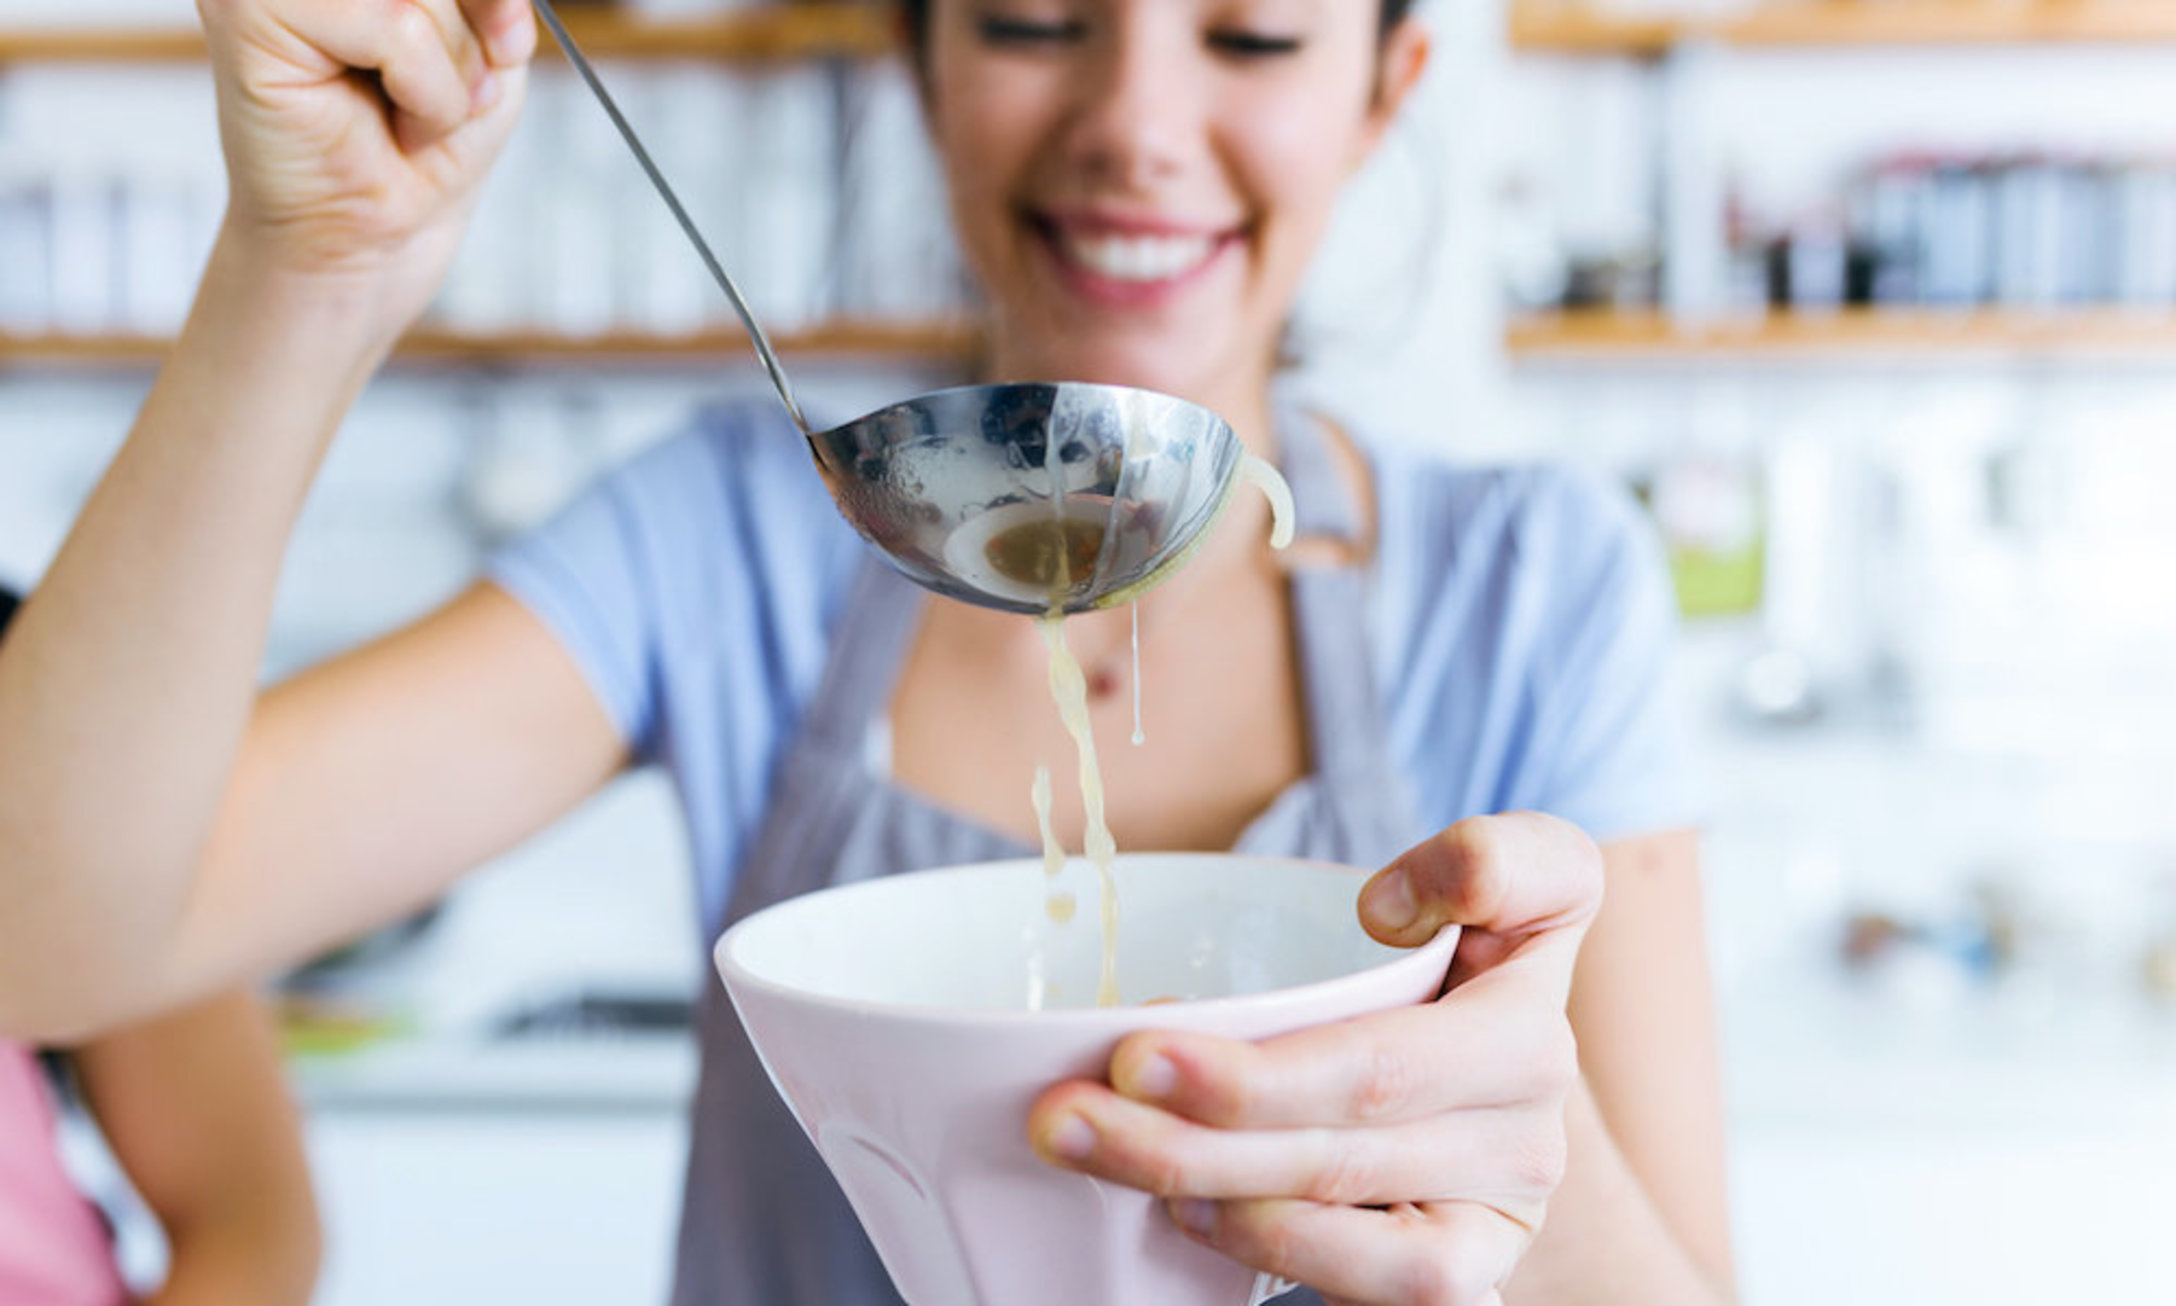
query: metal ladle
530 0 1242 615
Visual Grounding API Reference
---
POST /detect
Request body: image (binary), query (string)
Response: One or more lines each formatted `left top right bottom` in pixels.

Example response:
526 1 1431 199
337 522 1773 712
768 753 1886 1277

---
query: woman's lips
1033 216 1239 306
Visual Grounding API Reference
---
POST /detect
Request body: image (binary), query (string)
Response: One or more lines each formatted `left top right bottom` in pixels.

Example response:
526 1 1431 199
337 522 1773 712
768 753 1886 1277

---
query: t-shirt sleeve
1512 471 1703 842
482 398 863 931
486 441 683 758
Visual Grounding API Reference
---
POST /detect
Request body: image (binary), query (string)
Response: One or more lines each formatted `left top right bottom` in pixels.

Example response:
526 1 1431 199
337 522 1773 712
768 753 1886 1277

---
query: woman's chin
994 333 1237 402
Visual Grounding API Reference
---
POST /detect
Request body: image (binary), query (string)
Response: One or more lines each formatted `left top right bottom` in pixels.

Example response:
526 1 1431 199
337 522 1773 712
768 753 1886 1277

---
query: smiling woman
0 0 1733 1304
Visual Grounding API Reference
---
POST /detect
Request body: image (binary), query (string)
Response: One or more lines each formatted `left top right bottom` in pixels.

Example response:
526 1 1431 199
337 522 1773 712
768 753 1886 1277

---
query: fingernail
472 71 503 114
1362 867 1418 931
1042 1113 1096 1163
1170 1198 1218 1239
1119 1052 1177 1102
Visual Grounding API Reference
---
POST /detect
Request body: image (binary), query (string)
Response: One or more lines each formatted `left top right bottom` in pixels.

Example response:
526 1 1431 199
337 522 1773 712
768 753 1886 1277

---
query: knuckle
388 0 438 52
1525 1021 1581 1099
1140 1143 1194 1200
1241 1207 1304 1281
1404 1252 1488 1306
1507 1114 1569 1196
1303 1130 1375 1206
1347 1041 1420 1122
1214 1052 1266 1125
1440 820 1509 920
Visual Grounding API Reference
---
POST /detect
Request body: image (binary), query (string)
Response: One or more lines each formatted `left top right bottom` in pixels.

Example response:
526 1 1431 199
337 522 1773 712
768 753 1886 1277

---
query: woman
0 1 1733 1302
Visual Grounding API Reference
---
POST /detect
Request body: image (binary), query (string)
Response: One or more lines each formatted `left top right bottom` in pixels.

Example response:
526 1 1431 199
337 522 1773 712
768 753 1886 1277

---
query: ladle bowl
809 381 1242 614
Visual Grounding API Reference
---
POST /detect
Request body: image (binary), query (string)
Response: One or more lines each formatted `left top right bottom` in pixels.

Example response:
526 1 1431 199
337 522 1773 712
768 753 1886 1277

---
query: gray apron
670 409 1421 1305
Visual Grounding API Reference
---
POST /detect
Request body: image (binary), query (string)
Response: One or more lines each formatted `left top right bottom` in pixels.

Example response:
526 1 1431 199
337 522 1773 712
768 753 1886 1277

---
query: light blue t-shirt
490 397 1697 936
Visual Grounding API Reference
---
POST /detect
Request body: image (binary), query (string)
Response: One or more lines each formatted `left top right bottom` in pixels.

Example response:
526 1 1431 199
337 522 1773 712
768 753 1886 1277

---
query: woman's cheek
1221 114 1352 272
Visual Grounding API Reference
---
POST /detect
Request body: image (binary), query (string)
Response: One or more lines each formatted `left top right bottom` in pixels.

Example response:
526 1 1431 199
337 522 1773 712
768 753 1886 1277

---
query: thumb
1358 812 1604 949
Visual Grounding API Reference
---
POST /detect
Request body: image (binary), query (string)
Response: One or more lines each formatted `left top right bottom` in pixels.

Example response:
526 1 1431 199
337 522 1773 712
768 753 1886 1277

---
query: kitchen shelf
0 2 897 65
1512 1 2176 56
1507 307 2176 357
0 321 976 368
1511 6 1682 55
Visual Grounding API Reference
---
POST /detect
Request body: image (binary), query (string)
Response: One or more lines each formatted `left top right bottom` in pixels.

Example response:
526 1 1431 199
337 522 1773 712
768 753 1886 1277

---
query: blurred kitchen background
2 0 2173 1301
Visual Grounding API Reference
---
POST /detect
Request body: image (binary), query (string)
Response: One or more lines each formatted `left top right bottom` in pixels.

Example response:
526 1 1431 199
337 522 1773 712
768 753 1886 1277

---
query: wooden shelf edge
1510 8 1679 56
0 322 977 367
1507 308 2176 357
1512 2 2176 55
0 4 897 64
395 322 976 361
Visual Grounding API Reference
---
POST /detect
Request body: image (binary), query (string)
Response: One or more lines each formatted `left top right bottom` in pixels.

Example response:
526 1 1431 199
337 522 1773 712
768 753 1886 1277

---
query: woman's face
922 0 1426 403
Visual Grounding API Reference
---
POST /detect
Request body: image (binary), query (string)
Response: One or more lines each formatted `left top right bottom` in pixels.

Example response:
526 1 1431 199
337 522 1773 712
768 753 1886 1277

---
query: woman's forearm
1506 1080 1738 1305
144 1216 322 1306
0 232 401 1041
74 992 321 1306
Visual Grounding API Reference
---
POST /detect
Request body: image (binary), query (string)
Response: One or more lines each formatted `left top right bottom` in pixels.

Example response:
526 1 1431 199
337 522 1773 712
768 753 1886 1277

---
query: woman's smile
1028 210 1246 307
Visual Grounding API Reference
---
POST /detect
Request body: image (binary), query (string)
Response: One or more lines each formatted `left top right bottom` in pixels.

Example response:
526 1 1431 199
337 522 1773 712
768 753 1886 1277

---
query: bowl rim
713 853 1459 1030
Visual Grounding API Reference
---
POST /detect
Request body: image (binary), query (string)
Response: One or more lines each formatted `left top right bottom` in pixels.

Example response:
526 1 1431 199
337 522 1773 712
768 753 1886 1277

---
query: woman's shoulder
1350 431 1693 837
616 392 836 511
1363 436 1658 593
487 391 867 759
588 391 862 584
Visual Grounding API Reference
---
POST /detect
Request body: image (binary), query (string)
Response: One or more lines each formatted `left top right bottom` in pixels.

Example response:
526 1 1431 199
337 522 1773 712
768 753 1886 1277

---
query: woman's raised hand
1028 813 1604 1306
196 0 535 318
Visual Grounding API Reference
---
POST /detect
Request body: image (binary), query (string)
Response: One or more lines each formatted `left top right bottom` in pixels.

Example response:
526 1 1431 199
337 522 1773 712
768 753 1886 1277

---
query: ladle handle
529 0 812 436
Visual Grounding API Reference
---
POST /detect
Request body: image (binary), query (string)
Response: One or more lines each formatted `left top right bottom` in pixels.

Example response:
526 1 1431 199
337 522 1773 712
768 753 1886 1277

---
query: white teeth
1062 232 1217 282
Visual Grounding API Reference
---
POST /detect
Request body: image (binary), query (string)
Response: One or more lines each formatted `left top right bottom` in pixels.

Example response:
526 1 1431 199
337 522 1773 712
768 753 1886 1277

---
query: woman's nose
1061 24 1205 191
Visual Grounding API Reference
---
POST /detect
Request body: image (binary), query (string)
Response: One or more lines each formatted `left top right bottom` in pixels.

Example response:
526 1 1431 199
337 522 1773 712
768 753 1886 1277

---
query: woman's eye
1207 30 1304 58
977 15 1089 46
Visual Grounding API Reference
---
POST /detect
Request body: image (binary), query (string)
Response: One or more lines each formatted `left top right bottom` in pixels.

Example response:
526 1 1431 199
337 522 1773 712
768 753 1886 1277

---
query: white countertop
292 1032 698 1114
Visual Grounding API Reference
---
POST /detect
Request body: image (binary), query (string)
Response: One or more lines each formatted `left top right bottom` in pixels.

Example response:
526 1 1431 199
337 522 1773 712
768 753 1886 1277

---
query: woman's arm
68 991 319 1306
1506 828 1735 1302
0 0 551 1042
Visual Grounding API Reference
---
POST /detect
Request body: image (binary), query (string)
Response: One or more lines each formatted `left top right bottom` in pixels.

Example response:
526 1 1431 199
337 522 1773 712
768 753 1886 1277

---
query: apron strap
1278 398 1361 543
798 558 923 757
1277 404 1393 786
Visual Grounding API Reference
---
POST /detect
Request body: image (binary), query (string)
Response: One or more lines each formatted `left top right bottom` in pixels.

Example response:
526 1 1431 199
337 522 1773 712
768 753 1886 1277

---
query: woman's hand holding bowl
1029 813 1603 1306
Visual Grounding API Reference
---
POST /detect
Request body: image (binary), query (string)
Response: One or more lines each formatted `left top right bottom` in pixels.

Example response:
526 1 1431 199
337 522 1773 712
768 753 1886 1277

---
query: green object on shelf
1669 537 1766 619
277 999 414 1059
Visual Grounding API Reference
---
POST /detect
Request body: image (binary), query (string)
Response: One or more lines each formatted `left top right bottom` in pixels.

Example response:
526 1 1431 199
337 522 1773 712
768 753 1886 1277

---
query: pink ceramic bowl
715 853 1459 1306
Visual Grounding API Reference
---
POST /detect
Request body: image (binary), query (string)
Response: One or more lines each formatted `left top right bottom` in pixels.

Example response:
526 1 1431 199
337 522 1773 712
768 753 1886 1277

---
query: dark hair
898 1 1419 51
